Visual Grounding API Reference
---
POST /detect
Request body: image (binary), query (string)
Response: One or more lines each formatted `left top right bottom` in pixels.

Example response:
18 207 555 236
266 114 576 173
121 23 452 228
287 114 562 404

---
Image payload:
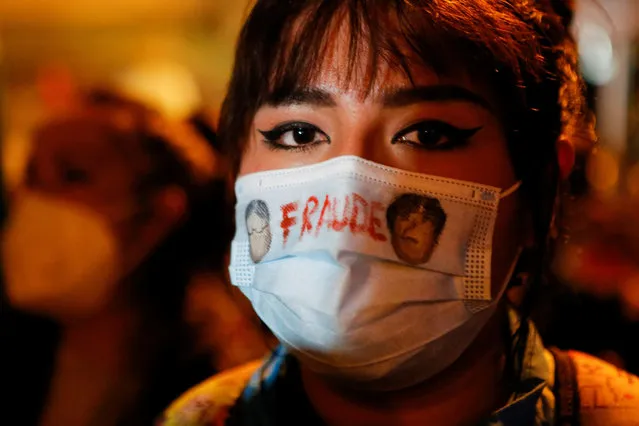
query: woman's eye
392 120 481 150
258 122 330 150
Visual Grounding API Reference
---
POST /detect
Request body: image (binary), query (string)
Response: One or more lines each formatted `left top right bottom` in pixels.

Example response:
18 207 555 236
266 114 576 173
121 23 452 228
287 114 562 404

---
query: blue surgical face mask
230 155 522 390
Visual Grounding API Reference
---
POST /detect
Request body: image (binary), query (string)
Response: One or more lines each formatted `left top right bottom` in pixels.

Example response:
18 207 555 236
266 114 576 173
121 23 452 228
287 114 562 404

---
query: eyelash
258 122 330 152
391 120 481 151
258 120 481 152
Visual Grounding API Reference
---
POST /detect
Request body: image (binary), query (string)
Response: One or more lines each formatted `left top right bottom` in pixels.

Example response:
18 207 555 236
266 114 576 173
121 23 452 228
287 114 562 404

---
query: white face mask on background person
1 192 121 320
229 155 521 390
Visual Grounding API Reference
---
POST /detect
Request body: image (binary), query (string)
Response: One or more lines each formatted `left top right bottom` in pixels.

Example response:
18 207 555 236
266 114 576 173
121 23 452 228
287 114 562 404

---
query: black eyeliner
391 120 482 150
257 121 330 151
258 128 283 141
258 121 320 141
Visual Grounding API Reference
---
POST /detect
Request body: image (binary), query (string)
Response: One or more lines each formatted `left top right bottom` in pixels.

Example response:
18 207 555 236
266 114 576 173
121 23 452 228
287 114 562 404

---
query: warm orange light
586 147 620 193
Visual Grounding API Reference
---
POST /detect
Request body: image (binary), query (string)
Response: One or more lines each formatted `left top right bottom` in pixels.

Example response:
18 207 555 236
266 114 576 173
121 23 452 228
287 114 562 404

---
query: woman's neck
40 305 140 426
301 307 511 426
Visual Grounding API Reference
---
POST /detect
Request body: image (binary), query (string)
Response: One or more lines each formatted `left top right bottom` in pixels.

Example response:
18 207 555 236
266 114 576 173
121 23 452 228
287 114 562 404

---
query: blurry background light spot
586 147 620 192
577 21 617 86
114 61 201 120
2 131 32 192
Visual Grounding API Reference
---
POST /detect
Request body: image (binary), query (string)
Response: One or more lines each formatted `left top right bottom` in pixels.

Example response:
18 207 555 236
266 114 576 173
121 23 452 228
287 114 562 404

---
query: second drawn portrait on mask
386 194 447 265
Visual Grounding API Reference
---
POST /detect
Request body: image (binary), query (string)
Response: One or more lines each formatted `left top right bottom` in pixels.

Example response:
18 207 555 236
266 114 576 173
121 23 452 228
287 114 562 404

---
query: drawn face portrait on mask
386 194 447 265
246 200 272 263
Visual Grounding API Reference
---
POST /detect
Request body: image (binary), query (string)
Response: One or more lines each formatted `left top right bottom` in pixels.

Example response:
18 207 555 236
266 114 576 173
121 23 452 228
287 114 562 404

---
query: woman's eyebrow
265 88 337 108
380 85 493 111
262 85 492 111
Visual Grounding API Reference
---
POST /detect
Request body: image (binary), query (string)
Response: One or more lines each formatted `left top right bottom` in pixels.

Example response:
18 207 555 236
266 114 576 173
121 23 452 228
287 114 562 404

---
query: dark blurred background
2 0 639 423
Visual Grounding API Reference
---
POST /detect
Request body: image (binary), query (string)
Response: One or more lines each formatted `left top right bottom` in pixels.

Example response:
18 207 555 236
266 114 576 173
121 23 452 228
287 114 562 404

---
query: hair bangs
247 0 547 107
219 0 574 175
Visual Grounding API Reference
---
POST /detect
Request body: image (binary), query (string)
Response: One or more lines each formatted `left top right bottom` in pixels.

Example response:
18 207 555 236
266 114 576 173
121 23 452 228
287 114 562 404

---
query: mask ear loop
500 181 522 199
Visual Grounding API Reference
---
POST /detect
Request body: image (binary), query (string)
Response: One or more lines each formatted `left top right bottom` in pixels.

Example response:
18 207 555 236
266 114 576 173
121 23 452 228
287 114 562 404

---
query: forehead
399 211 426 220
248 210 265 219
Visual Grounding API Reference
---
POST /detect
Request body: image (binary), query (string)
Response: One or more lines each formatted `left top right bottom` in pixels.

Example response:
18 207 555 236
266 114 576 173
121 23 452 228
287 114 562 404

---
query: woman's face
239 28 525 296
26 118 147 245
392 212 437 265
246 210 272 263
13 116 177 312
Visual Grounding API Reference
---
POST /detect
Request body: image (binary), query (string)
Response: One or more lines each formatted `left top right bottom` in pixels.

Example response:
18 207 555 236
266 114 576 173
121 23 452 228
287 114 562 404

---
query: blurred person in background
160 0 639 425
0 89 265 426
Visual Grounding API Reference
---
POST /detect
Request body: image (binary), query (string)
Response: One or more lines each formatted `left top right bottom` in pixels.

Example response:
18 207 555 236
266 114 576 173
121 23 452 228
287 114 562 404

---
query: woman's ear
557 138 576 180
